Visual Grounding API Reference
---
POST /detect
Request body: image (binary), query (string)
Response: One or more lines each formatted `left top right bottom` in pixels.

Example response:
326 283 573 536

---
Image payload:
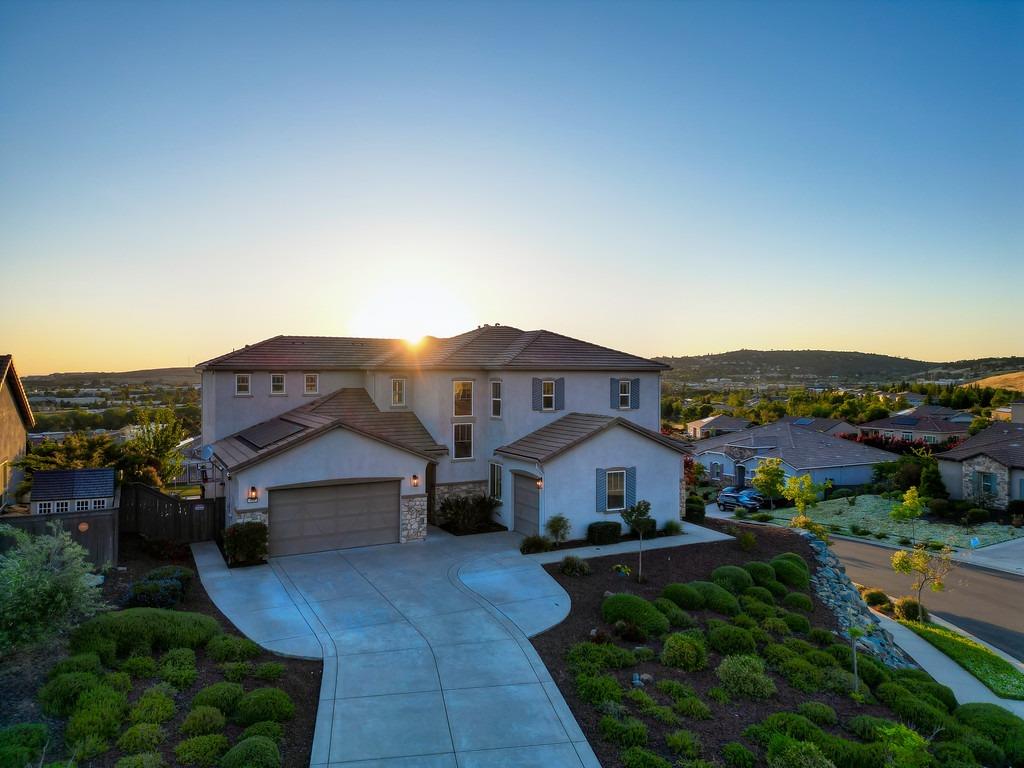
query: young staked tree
751 457 786 511
890 545 955 622
890 486 926 545
620 500 654 582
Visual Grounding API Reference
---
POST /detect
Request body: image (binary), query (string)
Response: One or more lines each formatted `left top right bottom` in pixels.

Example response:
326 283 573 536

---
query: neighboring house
857 414 969 445
936 423 1024 510
776 416 857 436
691 422 898 489
896 404 975 424
199 325 685 556
0 355 35 507
992 406 1013 422
686 414 751 440
29 468 117 515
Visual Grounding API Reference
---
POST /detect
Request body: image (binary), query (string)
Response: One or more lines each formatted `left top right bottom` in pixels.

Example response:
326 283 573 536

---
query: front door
736 465 746 489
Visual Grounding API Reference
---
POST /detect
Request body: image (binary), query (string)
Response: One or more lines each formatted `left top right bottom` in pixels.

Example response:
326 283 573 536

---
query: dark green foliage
130 685 176 724
716 654 776 699
798 702 837 726
808 628 835 646
820 667 856 694
739 596 775 621
601 594 670 639
711 565 754 594
684 496 707 522
778 657 822 692
159 647 197 689
120 654 159 678
174 734 230 767
104 670 132 692
900 678 957 712
114 754 167 768
762 642 797 667
576 674 623 705
760 617 790 636
205 633 261 662
781 637 815 654
439 493 501 534
599 715 648 747
144 565 195 591
893 597 930 622
721 741 756 768
653 598 695 628
661 583 704 610
960 731 1005 767
254 662 285 682
665 728 701 757
49 652 103 679
38 671 99 715
845 715 894 741
737 531 757 552
519 534 551 554
875 682 951 734
742 585 775 604
566 642 636 676
220 661 254 682
0 723 48 768
241 720 285 743
661 633 707 671
770 559 809 589
66 684 128 749
731 613 758 630
655 679 695 701
963 508 989 526
954 703 1024 764
763 579 788 598
673 696 712 720
620 746 671 768
71 608 220 662
588 521 622 545
861 588 890 607
662 520 683 536
127 578 183 609
708 625 756 656
782 611 811 634
802 649 838 668
117 723 166 753
224 521 268 565
930 740 979 767
625 689 678 725
235 687 295 725
191 682 244 715
689 581 739 616
180 705 226 736
773 552 809 573
560 555 591 576
783 592 813 613
741 561 776 586
220 736 282 768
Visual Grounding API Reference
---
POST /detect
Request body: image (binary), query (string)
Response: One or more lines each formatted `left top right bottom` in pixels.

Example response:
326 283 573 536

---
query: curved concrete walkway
193 529 597 768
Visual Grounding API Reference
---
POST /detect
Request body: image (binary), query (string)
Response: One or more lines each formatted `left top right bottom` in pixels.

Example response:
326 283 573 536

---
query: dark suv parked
716 487 765 512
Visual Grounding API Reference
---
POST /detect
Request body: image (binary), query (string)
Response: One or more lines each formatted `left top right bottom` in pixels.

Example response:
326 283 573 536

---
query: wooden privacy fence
119 483 224 544
0 507 117 567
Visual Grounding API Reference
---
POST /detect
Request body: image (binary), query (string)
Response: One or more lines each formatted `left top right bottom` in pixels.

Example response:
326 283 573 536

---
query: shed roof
32 468 115 501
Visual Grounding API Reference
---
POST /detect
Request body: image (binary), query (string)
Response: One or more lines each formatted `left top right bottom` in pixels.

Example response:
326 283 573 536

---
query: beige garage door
513 473 540 537
268 480 400 556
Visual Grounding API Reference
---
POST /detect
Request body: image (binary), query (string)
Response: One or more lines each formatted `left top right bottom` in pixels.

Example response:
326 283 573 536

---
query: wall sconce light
535 478 544 490
411 474 420 488
247 486 259 504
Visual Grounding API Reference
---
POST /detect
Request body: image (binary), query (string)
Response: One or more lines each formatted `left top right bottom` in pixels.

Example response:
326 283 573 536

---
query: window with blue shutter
610 378 620 409
630 378 640 409
625 466 637 507
532 378 542 411
554 378 565 410
596 468 607 513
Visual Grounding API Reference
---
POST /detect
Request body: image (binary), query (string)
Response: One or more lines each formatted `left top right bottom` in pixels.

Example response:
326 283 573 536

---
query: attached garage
513 473 540 536
268 480 400 556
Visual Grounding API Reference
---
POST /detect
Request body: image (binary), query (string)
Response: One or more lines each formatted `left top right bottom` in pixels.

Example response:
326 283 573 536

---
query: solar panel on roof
892 417 919 426
237 418 305 449
794 417 814 426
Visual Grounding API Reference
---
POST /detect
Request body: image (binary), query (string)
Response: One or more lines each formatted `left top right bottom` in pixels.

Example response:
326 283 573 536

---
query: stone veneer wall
430 480 491 526
400 495 427 542
961 455 1010 510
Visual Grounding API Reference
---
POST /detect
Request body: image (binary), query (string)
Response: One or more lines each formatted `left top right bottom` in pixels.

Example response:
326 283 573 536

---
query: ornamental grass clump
598 715 648 747
576 674 623 705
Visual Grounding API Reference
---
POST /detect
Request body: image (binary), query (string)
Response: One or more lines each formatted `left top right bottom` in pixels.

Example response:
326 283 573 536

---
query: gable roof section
198 325 668 372
858 414 968 434
691 422 897 470
495 412 689 464
0 355 35 428
687 415 751 431
937 423 1024 469
777 416 855 434
32 468 115 501
211 388 447 471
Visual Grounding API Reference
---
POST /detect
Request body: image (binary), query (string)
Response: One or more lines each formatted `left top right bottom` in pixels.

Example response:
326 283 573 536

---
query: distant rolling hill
23 367 199 388
972 371 1024 392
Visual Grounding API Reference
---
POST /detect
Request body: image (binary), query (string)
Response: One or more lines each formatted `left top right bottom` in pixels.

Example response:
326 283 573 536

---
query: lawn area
755 494 1024 548
902 621 1024 701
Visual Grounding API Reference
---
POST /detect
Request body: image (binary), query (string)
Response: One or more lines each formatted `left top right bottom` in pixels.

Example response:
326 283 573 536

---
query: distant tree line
31 404 200 436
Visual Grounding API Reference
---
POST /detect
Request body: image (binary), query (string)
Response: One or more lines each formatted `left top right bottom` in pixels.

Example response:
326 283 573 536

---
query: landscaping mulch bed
532 521 894 767
0 534 321 768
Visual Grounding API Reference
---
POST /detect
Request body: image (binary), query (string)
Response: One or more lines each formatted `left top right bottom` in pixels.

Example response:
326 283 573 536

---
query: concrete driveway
193 529 597 768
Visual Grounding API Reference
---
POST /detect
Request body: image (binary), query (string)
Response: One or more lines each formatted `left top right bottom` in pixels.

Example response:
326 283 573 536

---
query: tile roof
0 355 35 428
687 415 751 431
937 423 1024 469
777 416 855 433
495 412 690 464
211 388 447 471
691 422 898 470
32 468 115 501
858 415 969 434
198 325 668 372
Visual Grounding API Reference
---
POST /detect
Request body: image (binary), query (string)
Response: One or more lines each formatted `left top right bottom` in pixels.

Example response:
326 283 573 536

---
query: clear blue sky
1 0 1021 374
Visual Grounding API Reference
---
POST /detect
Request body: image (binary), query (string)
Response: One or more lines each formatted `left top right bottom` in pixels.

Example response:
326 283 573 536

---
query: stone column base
400 495 427 542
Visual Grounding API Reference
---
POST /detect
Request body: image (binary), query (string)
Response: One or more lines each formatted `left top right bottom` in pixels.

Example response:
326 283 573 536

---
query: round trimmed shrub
770 559 809 589
652 598 695 629
70 608 220 661
120 654 159 678
174 734 229 767
220 661 254 682
38 672 99 716
254 662 285 682
711 565 754 594
742 561 776 586
660 633 707 671
708 625 757 656
782 611 811 634
892 597 929 622
191 682 244 715
159 647 197 689
566 642 636 675
235 687 295 725
721 741 756 768
739 596 775 620
773 552 809 573
766 736 832 768
797 702 837 727
732 613 758 630
127 578 183 609
241 720 285 743
779 657 822 693
220 735 282 768
576 674 623 705
661 583 704 610
205 634 261 663
673 696 711 719
601 594 670 639
954 703 1024 764
808 628 835 646
742 586 775 604
783 592 813 613
180 705 226 736
689 581 739 616
117 723 166 753
130 687 176 724
115 754 167 768
715 654 776 699
761 617 791 636
48 652 103 679
621 746 671 768
763 579 788 599
860 589 890 607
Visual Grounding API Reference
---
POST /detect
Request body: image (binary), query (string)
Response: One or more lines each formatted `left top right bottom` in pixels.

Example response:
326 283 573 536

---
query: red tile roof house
685 414 751 439
856 413 969 446
198 326 690 556
0 355 35 509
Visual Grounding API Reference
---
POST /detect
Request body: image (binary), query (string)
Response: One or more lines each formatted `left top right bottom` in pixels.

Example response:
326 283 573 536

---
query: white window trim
234 373 252 396
303 373 319 395
901 431 913 441
92 498 107 509
391 378 407 408
606 469 626 512
55 501 69 513
453 380 474 417
489 462 503 499
490 380 502 419
38 501 53 514
618 379 631 409
542 379 556 411
270 372 287 396
453 423 474 460
75 499 89 511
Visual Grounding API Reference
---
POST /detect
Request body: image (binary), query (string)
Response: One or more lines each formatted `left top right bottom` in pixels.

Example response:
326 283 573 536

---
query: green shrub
49 652 103 679
673 696 711 720
601 594 670 639
763 579 788 598
117 723 166 753
711 565 754 594
893 597 929 622
205 634 261 663
721 741 756 768
588 520 622 544
689 581 739 616
174 734 229 767
798 702 837 726
519 534 551 554
953 703 1024 764
144 565 195 591
71 608 220 662
576 674 623 705
707 686 730 703
661 583 704 610
235 687 295 725
560 555 591 576
808 628 835 646
192 681 244 714
708 625 757 656
223 521 268 565
770 559 809 589
743 561 776 585
860 589 890 607
782 612 811 634
159 647 197 689
779 657 822 692
773 552 809 573
783 592 813 613
666 728 701 758
782 637 815 654
661 633 707 671
180 705 226 736
652 598 695 628
743 585 775 604
684 496 706 523
127 578 183 609
929 741 978 767
241 720 285 743
626 689 677 725
220 735 281 768
766 735 834 768
663 520 683 536
634 646 655 662
38 671 99 716
115 753 166 768
716 654 776 699
763 642 797 667
566 642 635 675
761 617 791 636
737 530 757 552
220 661 254 682
254 662 285 682
900 679 957 712
130 686 176 724
732 613 758 630
599 715 648 747
0 723 49 768
104 670 132 693
656 679 695 700
620 746 671 768
69 733 108 760
120 654 159 678
960 731 1005 766
740 596 776 621
875 682 950 734
802 649 838 669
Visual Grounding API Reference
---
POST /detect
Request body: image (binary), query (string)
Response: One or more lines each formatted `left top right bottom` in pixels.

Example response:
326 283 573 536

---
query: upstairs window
235 373 251 396
490 381 502 418
37 501 53 514
270 373 287 395
392 378 406 407
542 380 555 411
56 501 69 513
606 470 626 511
454 423 473 459
92 499 107 510
304 373 319 395
453 381 473 417
76 500 89 511
618 379 631 409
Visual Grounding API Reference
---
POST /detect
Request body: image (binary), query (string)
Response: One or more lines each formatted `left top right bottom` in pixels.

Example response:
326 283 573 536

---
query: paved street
830 538 1024 662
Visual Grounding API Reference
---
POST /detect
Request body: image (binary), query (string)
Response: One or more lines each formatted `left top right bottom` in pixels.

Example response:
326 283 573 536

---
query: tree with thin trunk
890 486 926 545
620 500 654 583
751 457 785 511
891 545 955 622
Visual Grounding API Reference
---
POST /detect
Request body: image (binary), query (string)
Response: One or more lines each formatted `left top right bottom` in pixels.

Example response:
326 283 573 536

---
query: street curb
928 614 1024 669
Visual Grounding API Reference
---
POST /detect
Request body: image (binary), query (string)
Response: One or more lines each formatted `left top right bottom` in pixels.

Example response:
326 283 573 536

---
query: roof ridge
196 335 286 369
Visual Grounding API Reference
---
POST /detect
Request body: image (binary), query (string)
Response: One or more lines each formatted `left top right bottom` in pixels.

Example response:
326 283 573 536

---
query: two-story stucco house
198 325 688 556
1 355 35 508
